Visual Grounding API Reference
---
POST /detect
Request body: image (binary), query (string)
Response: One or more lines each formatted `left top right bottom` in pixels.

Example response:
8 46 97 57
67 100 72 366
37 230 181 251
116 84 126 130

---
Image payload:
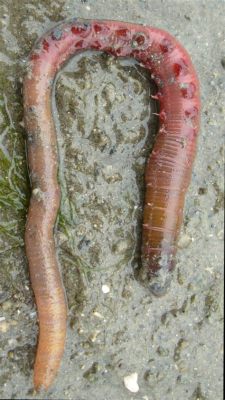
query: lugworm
23 19 200 390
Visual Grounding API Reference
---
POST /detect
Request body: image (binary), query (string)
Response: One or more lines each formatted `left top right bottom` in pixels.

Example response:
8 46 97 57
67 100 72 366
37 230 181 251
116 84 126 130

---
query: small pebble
2 301 12 311
93 311 104 319
32 188 44 201
177 234 192 249
217 229 224 240
103 83 116 103
76 225 86 236
124 372 139 393
102 284 110 294
8 338 17 346
89 330 100 342
112 239 130 254
176 360 188 373
0 321 9 333
30 311 37 318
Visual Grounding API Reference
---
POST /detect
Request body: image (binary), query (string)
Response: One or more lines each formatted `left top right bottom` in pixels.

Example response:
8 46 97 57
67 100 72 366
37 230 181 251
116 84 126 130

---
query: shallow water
0 1 224 399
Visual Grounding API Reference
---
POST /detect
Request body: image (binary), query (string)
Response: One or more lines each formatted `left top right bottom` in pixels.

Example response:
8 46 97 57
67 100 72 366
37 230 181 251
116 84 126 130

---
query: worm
23 18 200 390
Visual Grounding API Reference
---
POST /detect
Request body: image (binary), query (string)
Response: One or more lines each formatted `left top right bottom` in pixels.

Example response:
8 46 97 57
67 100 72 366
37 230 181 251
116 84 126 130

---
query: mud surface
0 1 224 399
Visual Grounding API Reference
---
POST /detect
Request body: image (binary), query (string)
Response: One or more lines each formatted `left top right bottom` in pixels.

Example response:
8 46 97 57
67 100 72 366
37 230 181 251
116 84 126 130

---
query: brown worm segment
23 19 200 390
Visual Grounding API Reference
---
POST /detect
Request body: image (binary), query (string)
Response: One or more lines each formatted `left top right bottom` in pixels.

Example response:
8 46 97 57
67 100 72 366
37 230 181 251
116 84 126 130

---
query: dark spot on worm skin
115 28 130 38
75 40 84 48
27 130 41 146
159 38 174 53
71 23 90 35
93 23 110 36
173 59 188 77
185 106 198 119
71 26 82 34
30 53 40 61
48 79 54 88
27 132 35 144
155 76 164 88
93 24 103 34
27 133 34 144
27 106 36 113
29 172 41 188
42 39 50 52
115 48 122 55
104 46 117 56
131 32 147 49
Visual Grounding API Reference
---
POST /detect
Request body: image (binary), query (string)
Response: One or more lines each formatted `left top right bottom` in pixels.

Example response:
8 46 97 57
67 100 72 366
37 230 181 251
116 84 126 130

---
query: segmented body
23 19 200 391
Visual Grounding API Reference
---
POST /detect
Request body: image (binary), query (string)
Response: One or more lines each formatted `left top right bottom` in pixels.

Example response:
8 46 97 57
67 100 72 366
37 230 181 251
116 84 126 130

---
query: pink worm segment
23 19 200 390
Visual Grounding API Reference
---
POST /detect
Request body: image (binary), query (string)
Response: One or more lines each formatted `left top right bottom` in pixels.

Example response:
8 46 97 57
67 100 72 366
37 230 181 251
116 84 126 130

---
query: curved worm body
23 19 200 390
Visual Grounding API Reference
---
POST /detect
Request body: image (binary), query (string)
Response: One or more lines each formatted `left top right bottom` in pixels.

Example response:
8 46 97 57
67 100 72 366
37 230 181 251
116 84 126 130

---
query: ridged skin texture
23 19 200 390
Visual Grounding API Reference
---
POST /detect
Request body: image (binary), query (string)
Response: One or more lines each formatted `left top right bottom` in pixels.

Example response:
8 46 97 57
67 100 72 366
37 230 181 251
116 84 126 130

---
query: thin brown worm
23 18 200 390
